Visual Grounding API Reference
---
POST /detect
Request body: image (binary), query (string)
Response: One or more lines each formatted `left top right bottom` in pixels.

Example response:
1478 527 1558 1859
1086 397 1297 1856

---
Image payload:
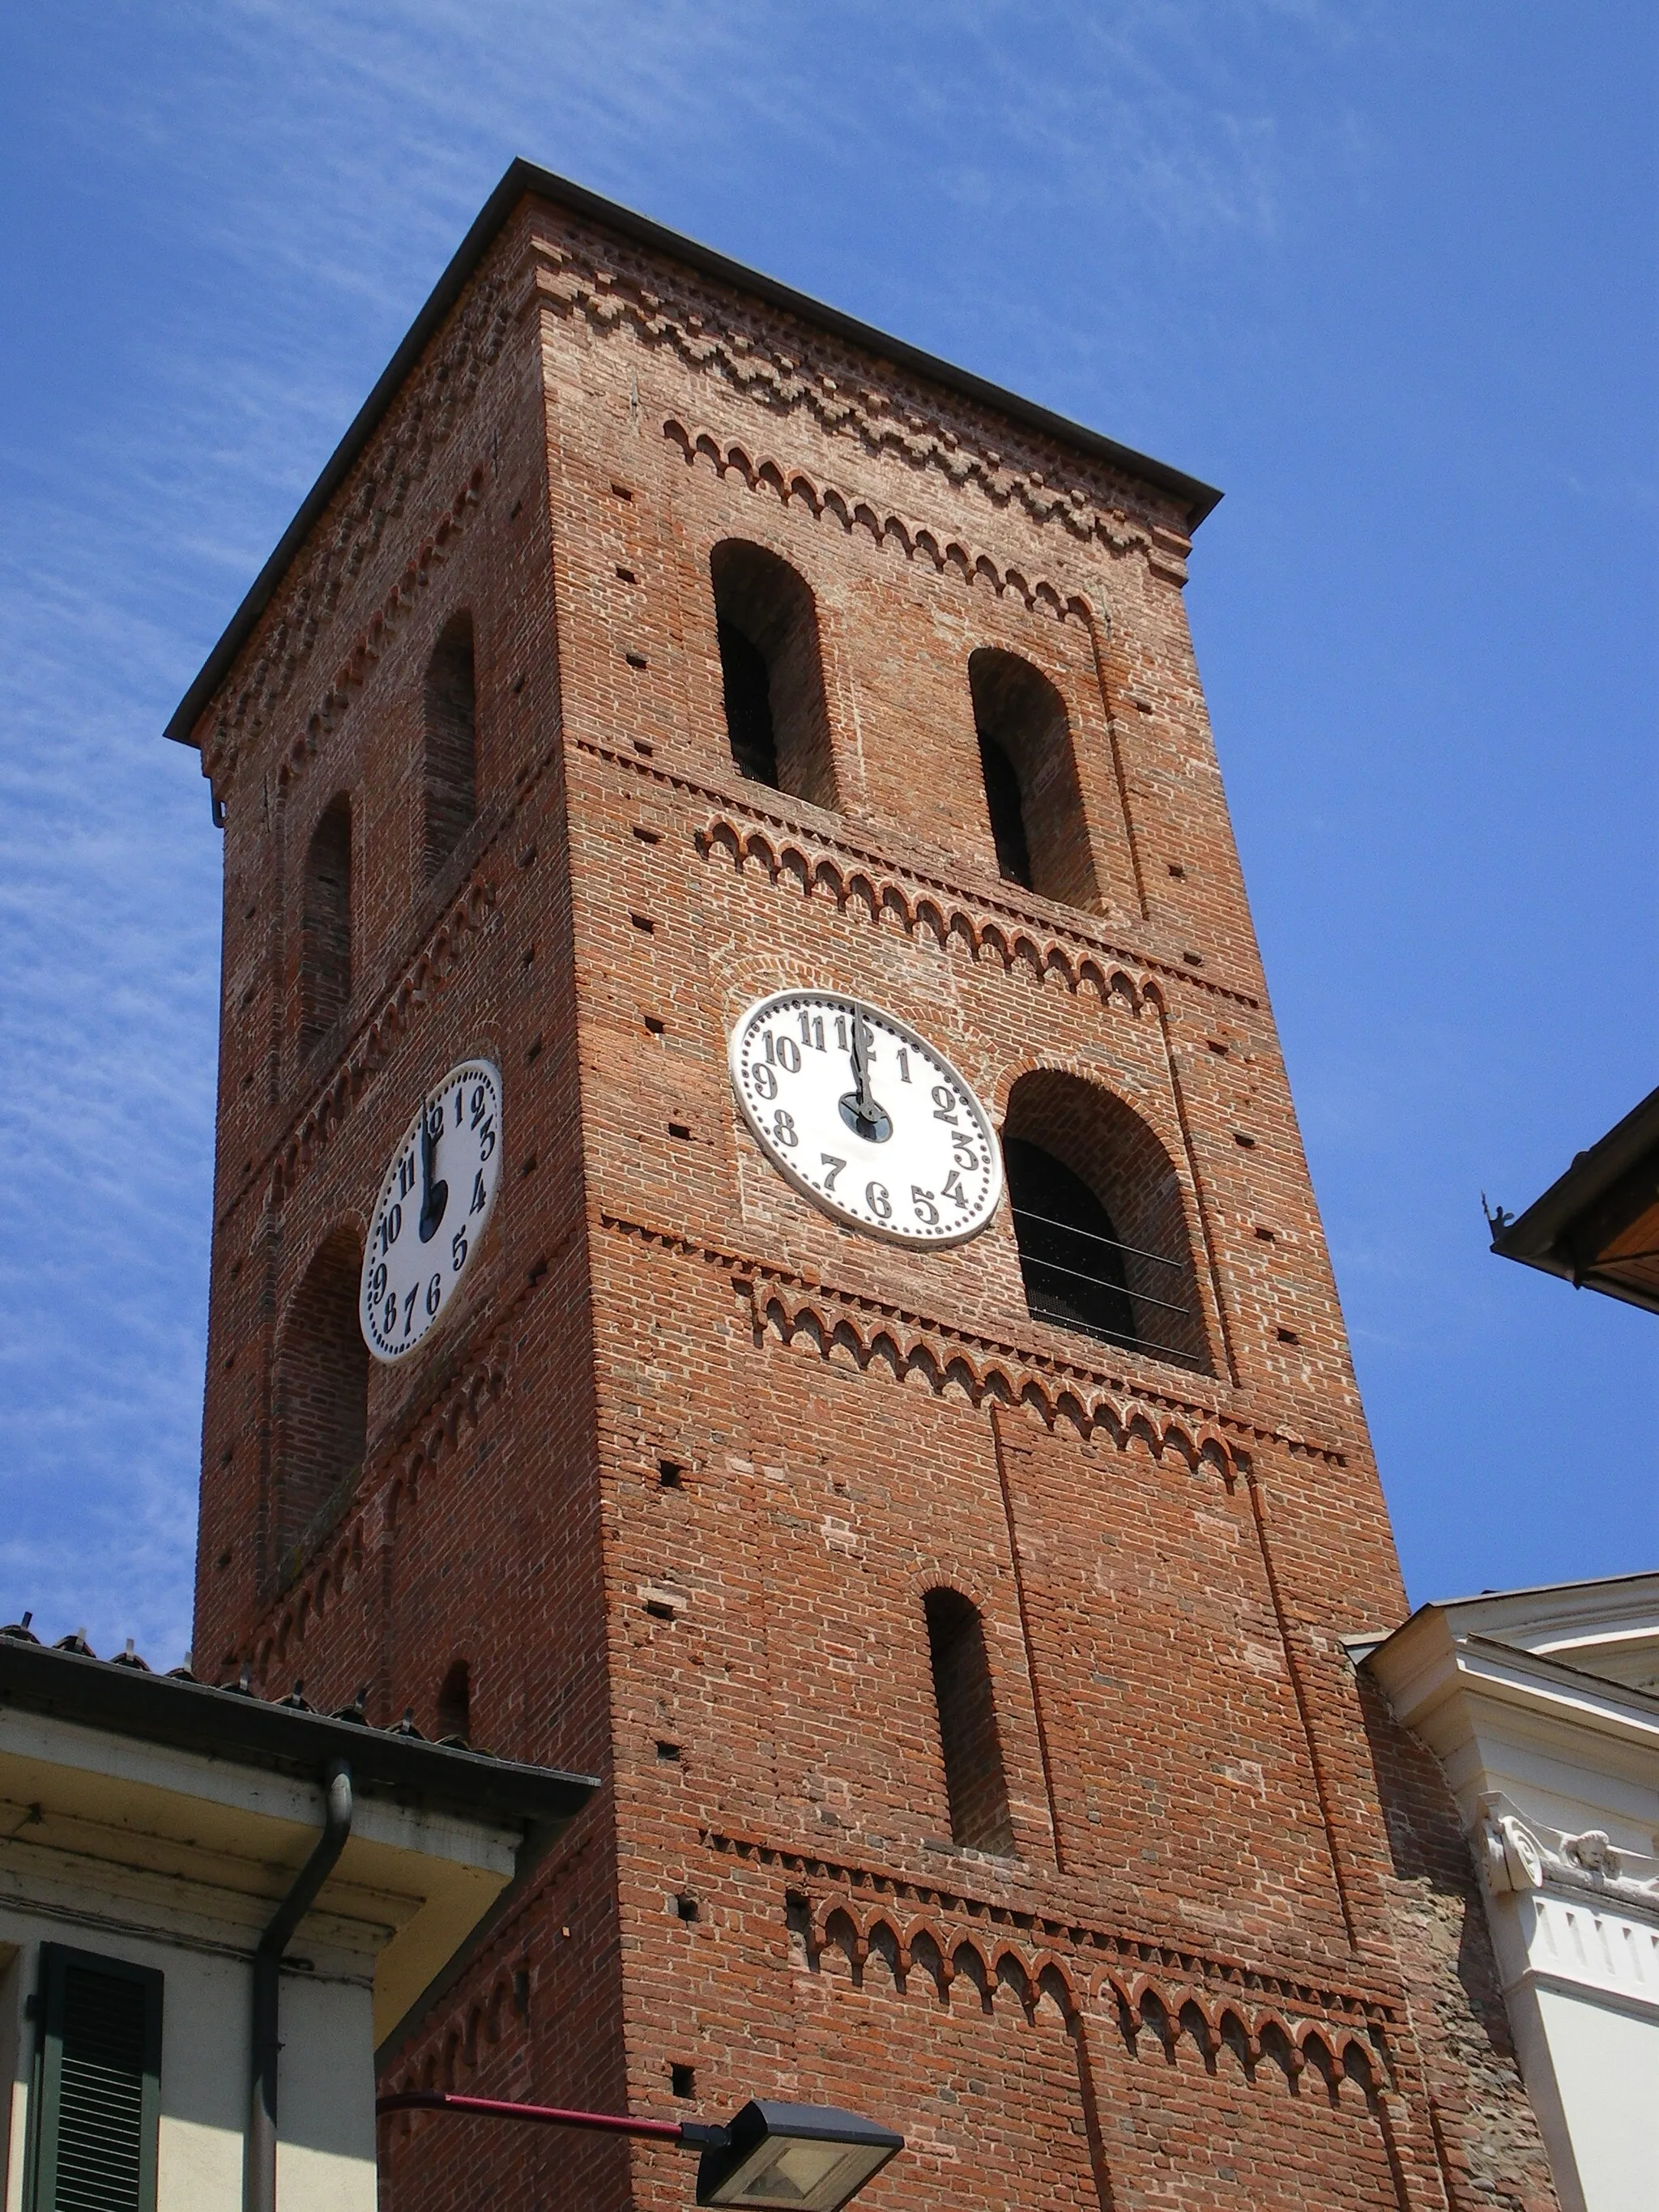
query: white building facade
0 1630 592 2211
1361 1572 1659 2212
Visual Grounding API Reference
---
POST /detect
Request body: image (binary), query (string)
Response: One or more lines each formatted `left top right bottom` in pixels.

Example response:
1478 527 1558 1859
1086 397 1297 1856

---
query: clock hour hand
838 1004 893 1143
418 1099 449 1242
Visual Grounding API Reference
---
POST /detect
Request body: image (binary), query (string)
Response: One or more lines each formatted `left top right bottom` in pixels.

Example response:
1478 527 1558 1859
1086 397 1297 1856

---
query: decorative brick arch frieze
665 420 1106 625
523 232 1188 575
696 814 1169 1009
595 1211 1347 1468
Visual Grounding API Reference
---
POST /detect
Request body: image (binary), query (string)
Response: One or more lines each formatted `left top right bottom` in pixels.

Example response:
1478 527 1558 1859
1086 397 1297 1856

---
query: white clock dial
360 1059 502 1362
729 991 1002 1246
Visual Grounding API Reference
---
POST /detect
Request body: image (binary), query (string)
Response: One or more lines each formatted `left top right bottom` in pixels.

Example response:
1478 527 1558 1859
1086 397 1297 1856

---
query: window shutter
29 1946 162 2212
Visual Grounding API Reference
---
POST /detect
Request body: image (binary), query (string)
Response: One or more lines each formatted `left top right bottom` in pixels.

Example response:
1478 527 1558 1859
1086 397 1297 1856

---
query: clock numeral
820 1153 845 1192
383 1292 398 1337
402 1285 419 1337
942 1169 970 1211
369 1262 387 1305
451 1230 468 1272
896 1048 911 1085
398 1155 415 1198
834 1014 847 1051
930 1084 960 1124
471 1084 488 1128
378 1202 403 1252
773 1034 801 1075
477 1118 497 1161
751 1063 778 1102
471 1170 487 1213
771 1109 798 1149
911 1186 940 1227
425 1272 441 1318
798 1010 825 1051
949 1133 979 1171
864 1179 892 1221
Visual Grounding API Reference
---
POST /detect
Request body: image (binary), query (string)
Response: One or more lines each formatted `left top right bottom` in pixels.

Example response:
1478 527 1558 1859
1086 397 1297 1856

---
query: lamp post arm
374 2090 727 2150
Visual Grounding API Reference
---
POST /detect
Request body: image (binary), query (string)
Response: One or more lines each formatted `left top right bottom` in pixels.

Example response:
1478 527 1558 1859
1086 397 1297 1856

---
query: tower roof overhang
1491 1085 1659 1315
164 158 1223 751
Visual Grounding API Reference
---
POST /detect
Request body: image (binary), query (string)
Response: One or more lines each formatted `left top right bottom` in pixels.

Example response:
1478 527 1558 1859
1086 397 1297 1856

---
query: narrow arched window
1002 1071 1211 1372
710 542 837 809
436 1659 471 1745
969 649 1098 908
273 1227 369 1561
424 613 476 877
300 796 352 1055
925 1588 1014 1856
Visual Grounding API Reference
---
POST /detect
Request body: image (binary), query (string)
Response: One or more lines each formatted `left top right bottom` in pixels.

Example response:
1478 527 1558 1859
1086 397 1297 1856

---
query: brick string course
183 191 1558 2210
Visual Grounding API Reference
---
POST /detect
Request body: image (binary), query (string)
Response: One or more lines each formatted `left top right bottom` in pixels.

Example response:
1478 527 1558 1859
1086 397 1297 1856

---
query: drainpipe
247 1759 354 2212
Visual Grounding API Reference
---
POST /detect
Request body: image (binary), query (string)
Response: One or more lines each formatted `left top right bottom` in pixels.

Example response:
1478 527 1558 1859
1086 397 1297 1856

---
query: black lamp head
695 2099 902 2210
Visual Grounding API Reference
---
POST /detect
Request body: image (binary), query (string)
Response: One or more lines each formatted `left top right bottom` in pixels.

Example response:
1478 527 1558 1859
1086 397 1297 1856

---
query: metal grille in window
1004 1138 1198 1367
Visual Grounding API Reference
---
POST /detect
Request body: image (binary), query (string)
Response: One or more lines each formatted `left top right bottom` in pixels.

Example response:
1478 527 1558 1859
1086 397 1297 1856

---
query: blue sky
2 2 1653 1665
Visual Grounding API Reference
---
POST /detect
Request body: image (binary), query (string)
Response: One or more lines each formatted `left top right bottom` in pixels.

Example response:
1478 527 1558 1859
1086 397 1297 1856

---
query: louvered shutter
29 1946 162 2212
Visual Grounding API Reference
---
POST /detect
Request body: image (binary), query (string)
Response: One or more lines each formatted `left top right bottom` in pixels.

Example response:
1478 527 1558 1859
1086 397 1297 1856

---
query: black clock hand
418 1098 449 1242
850 1005 876 1119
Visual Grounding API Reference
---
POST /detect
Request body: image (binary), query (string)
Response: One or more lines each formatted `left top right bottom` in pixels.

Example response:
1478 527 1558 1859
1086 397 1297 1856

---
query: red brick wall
186 191 1556 2210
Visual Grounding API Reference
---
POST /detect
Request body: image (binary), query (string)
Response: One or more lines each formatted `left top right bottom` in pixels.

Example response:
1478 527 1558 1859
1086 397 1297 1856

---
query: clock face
360 1059 502 1362
729 991 1002 1246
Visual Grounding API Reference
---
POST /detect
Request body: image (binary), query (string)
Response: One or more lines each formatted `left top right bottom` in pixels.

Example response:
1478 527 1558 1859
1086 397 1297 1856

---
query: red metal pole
374 2090 693 2143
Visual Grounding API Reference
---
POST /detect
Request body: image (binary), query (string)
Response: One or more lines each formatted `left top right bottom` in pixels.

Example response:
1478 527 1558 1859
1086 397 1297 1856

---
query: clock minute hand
849 1006 877 1119
418 1099 449 1242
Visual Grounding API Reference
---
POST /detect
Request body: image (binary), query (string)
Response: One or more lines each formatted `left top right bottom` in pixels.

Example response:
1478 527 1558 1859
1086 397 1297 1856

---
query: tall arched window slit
970 648 1098 909
925 1588 1015 1856
424 612 477 877
710 541 837 809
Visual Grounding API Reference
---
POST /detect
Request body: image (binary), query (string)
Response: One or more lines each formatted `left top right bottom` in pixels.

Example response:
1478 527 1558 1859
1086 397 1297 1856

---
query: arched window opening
924 1588 1014 1856
710 541 837 809
300 796 352 1055
273 1227 369 1562
1002 1071 1211 1372
436 1658 471 1745
969 649 1098 909
424 613 477 878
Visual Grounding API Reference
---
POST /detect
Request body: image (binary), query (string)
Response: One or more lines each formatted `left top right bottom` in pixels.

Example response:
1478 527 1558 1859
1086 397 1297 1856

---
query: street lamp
376 2089 902 2212
693 2099 902 2209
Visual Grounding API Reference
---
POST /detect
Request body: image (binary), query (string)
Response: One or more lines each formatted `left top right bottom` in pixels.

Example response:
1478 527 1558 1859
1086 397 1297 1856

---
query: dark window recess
625 651 648 670
672 1894 699 1921
646 1600 676 1622
710 541 837 808
655 1740 681 1762
657 1459 684 1488
717 616 778 786
670 2065 695 2099
30 1944 163 2212
924 1589 1014 1856
667 1123 691 1141
977 732 1032 889
273 1228 369 1558
1004 1138 1140 1352
424 613 477 880
1276 1328 1300 1345
969 649 1097 908
299 797 352 1054
436 1658 471 1744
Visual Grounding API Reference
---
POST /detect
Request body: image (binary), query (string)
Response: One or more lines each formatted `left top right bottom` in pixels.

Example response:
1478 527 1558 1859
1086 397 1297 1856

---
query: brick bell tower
170 164 1556 2211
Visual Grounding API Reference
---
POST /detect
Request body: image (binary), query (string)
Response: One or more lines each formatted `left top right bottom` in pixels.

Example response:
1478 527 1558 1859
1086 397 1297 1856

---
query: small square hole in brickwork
658 1459 684 1488
644 1015 666 1036
630 913 656 934
1167 863 1186 880
1277 1327 1300 1345
518 842 537 868
1255 1225 1277 1242
670 2065 695 2099
616 565 637 582
646 1600 676 1622
526 1034 544 1063
1182 950 1204 966
633 738 654 756
511 671 526 694
519 1153 538 1179
625 651 649 670
668 1123 691 1141
522 944 536 968
510 497 523 521
611 482 634 501
632 825 661 843
1233 1132 1256 1149
527 1257 549 1286
215 1549 232 1571
1207 1040 1229 1055
672 1894 699 1921
655 1740 681 1762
